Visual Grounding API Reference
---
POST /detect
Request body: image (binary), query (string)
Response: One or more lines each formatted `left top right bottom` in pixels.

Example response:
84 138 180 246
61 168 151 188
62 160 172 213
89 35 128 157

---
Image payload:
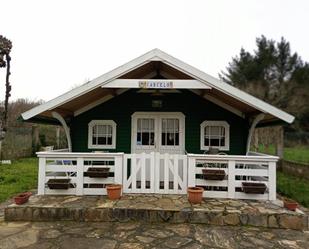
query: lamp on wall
152 100 162 108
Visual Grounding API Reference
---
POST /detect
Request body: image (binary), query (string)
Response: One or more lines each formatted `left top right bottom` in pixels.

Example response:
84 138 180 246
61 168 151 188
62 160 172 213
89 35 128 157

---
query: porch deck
4 194 308 231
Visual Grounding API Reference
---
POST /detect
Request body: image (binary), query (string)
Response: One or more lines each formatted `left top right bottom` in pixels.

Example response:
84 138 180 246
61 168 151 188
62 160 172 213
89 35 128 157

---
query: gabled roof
21 48 294 124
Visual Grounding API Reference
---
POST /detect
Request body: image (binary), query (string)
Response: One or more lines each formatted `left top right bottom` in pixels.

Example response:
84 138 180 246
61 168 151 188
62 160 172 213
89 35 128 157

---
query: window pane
97 136 107 145
107 136 112 145
90 122 115 147
142 133 150 145
203 124 226 148
175 133 179 145
150 132 155 145
210 138 220 146
220 138 225 146
161 118 179 146
204 138 209 146
162 133 166 145
136 119 154 146
167 132 175 145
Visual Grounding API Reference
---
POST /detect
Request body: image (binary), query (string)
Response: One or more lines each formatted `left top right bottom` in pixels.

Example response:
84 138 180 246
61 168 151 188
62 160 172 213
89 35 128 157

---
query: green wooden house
21 49 294 199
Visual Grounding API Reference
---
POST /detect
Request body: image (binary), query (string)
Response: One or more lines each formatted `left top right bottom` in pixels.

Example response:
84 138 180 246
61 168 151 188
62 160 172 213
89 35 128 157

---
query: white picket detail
37 150 277 200
187 153 278 200
123 152 187 194
37 152 124 196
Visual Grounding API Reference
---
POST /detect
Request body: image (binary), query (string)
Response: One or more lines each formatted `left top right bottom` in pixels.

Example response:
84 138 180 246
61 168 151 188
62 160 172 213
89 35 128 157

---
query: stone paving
0 220 309 249
5 194 309 230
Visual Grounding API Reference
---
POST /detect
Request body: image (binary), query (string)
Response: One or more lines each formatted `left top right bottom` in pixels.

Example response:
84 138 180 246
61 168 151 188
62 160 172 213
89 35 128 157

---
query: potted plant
106 184 122 200
14 192 32 205
283 198 298 211
187 186 204 204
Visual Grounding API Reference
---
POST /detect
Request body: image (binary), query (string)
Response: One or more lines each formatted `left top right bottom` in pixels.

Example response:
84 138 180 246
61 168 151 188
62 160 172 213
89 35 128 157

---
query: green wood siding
71 89 249 155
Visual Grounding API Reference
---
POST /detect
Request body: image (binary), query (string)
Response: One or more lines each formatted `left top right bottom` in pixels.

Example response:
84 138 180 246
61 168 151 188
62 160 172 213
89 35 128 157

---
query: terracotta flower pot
284 199 298 211
106 184 122 200
14 193 30 205
187 187 204 204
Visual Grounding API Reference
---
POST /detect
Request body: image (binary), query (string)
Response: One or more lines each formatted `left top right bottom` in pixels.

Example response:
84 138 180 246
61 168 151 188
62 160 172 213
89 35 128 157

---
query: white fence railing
37 152 123 195
187 154 278 200
37 151 278 200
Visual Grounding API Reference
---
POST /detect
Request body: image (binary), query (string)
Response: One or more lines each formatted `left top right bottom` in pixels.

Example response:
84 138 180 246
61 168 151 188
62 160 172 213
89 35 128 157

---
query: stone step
4 195 309 231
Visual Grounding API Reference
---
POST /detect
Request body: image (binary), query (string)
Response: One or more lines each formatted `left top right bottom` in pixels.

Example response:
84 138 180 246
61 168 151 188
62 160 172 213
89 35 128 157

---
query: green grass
258 144 309 164
0 158 38 202
277 171 309 207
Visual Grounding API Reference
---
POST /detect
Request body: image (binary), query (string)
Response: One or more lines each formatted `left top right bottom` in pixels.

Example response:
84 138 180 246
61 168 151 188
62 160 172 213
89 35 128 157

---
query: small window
161 118 179 146
136 118 155 146
88 120 116 149
200 121 229 151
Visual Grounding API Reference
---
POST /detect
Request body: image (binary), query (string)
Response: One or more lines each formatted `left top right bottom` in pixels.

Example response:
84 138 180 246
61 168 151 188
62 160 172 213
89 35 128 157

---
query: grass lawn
0 156 309 209
258 145 309 164
0 157 38 202
277 171 309 207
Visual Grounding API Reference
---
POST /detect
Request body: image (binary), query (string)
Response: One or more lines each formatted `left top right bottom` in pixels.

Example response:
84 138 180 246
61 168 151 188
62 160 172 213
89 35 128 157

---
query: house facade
21 49 294 200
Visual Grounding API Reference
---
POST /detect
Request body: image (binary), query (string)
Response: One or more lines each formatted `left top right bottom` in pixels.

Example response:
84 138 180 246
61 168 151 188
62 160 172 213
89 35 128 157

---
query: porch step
4 195 308 231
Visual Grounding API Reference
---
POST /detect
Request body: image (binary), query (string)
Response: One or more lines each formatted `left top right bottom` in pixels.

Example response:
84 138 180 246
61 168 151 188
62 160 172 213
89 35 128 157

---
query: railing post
76 157 84 196
114 154 123 185
38 157 46 195
187 156 196 187
268 161 277 200
228 160 236 198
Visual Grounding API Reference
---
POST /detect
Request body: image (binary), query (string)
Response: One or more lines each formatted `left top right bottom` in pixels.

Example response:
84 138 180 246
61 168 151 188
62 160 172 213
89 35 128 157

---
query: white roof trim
103 79 211 89
21 48 295 124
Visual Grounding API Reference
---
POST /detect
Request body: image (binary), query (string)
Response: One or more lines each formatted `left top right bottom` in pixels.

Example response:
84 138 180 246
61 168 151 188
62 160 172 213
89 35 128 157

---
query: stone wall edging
4 206 308 231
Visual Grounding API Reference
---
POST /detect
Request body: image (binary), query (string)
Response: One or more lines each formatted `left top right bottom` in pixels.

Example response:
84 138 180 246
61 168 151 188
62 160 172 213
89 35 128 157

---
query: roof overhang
21 49 295 125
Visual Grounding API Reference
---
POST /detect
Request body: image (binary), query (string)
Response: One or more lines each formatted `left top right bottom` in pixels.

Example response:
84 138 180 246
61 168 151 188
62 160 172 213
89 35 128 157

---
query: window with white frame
200 121 229 151
88 120 116 149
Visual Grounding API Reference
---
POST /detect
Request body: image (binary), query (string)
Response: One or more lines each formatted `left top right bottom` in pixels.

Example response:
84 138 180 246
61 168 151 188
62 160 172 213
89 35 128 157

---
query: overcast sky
1 0 309 101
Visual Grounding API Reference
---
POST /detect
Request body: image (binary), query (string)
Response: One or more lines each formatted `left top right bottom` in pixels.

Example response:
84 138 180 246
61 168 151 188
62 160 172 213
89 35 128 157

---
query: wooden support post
268 161 277 200
38 157 46 195
114 154 123 185
76 157 84 196
187 156 196 187
227 160 236 198
56 126 60 149
275 126 284 159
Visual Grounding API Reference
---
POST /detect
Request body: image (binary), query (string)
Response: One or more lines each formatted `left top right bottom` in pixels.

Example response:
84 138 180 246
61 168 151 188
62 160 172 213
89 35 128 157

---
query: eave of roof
21 48 295 124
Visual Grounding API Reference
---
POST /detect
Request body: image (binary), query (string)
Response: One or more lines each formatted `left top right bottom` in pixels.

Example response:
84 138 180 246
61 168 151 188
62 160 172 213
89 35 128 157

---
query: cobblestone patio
4 194 309 230
0 220 309 249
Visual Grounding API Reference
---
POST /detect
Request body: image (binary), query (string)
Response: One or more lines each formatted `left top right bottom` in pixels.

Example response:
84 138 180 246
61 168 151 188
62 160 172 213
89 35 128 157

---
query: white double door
131 112 185 154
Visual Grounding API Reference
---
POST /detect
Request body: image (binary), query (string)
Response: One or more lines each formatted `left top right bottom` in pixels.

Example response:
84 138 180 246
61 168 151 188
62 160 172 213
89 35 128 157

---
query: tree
0 35 12 139
221 35 309 132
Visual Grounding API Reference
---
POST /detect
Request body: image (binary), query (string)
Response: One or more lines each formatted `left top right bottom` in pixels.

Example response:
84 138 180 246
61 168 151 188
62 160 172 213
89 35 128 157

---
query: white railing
36 151 278 200
187 153 278 200
123 152 187 194
37 152 123 195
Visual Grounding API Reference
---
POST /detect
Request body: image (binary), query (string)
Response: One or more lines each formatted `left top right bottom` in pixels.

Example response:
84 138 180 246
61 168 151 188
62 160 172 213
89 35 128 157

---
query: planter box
86 167 110 178
202 169 226 180
47 179 71 189
283 199 298 211
242 182 267 194
14 192 31 205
